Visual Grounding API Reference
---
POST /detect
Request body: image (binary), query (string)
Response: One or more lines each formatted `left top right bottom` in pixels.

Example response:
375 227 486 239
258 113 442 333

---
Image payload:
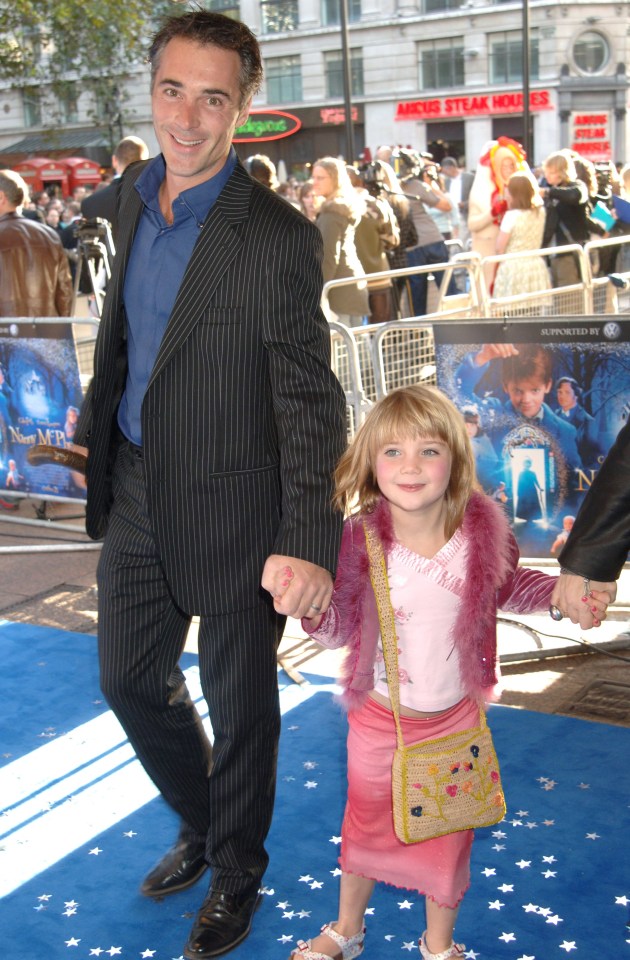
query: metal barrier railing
324 232 630 436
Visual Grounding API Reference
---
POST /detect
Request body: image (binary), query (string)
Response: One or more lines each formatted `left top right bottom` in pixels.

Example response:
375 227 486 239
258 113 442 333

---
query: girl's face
375 435 452 524
544 164 562 186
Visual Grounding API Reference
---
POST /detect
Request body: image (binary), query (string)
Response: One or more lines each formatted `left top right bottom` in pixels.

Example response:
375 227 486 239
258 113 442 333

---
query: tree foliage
0 0 188 125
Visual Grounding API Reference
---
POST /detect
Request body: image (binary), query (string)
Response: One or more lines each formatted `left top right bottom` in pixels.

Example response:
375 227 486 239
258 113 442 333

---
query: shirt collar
134 148 238 224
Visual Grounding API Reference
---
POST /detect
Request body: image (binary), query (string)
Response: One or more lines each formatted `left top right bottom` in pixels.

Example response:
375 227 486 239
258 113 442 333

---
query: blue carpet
1 621 629 959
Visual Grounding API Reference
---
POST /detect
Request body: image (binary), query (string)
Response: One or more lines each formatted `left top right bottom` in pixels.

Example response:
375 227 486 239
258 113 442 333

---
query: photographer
395 149 457 316
423 161 459 240
540 151 592 288
349 162 400 324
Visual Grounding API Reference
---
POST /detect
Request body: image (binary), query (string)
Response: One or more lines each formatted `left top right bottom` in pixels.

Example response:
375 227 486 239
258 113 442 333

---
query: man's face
504 376 551 418
556 381 577 411
151 37 251 193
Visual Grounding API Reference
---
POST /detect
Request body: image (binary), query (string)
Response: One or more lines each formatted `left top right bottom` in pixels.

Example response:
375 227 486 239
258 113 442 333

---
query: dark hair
555 376 582 400
148 10 263 106
501 344 553 387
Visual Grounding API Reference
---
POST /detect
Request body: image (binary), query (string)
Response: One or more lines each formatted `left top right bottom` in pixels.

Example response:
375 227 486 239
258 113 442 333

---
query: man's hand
550 572 617 629
261 555 333 620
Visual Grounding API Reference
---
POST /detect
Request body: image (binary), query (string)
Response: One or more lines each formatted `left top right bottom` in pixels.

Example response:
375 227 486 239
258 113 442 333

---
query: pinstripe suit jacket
76 159 346 616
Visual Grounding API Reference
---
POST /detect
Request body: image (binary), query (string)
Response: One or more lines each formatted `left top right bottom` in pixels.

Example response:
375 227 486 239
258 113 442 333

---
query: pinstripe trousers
97 441 284 893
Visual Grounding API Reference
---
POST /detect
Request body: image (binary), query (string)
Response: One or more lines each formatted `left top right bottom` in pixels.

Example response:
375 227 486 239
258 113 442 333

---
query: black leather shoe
183 887 261 958
140 839 208 898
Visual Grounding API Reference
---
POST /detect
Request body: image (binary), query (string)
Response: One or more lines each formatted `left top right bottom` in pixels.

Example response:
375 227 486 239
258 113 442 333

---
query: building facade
0 0 628 180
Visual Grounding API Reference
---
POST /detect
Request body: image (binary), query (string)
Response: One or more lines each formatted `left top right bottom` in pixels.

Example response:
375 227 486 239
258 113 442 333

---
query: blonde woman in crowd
312 156 369 326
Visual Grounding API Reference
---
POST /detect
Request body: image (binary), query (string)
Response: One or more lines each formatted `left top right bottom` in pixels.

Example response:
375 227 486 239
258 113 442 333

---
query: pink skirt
340 695 479 907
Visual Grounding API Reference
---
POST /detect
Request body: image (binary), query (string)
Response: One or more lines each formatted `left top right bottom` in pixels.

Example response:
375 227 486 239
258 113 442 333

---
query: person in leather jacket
0 169 73 317
550 418 629 623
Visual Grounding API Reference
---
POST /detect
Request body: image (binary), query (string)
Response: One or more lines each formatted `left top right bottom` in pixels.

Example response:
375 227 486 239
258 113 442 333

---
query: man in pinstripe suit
74 11 346 958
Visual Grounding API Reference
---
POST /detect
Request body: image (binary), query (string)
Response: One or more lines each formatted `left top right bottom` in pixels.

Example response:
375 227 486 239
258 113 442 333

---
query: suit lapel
147 163 253 389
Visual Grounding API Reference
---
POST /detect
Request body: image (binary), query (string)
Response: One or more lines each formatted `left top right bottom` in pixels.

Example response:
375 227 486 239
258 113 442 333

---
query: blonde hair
543 150 576 184
313 156 364 219
334 384 478 539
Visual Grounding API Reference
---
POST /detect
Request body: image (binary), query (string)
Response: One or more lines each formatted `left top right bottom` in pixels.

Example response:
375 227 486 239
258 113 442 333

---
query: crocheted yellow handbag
364 522 506 844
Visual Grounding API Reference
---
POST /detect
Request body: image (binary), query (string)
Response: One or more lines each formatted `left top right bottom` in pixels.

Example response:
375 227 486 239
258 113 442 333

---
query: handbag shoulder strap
363 520 406 748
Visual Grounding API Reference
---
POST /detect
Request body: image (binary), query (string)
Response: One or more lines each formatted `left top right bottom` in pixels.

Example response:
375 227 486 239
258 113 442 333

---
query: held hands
261 554 333 621
550 572 617 629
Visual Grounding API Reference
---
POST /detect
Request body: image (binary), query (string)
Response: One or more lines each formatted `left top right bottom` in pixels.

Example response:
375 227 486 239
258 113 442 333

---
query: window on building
59 84 79 124
573 31 610 75
325 49 364 98
207 0 240 18
22 89 41 127
422 0 465 12
489 31 539 84
418 39 464 90
322 0 361 27
261 0 298 33
266 55 302 102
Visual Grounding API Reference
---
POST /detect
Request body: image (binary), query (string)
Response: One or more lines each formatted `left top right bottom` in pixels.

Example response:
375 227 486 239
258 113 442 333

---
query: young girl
285 385 608 960
493 171 551 299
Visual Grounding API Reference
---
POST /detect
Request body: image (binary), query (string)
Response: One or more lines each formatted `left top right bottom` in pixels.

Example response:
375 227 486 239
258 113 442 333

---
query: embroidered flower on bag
394 605 413 624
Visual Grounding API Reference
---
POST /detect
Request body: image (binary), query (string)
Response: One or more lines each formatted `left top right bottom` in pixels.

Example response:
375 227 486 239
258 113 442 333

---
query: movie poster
434 317 630 558
0 321 85 502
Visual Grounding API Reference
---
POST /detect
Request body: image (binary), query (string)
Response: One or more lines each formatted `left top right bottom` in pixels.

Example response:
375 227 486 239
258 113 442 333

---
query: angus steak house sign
396 89 553 120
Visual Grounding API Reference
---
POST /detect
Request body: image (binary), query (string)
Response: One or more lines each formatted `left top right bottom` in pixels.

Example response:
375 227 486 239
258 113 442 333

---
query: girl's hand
303 612 323 630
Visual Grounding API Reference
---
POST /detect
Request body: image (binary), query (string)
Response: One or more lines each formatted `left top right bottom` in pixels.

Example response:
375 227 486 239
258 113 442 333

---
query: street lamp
339 0 355 161
522 0 531 159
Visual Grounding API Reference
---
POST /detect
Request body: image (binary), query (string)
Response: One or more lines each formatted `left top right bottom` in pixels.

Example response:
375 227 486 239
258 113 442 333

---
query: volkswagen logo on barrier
602 321 622 340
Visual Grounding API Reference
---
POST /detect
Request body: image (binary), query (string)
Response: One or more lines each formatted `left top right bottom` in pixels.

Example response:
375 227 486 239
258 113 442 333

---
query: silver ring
310 603 322 612
549 604 564 622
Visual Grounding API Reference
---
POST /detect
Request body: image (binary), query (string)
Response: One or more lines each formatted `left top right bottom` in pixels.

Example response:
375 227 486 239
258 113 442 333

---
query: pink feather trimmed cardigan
302 492 555 710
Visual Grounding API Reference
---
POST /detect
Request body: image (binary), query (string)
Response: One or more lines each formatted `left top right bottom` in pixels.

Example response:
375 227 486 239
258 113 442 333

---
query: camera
594 162 613 195
75 217 111 245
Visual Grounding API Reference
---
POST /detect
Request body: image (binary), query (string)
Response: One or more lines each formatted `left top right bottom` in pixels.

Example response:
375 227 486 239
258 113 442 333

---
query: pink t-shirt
373 531 468 712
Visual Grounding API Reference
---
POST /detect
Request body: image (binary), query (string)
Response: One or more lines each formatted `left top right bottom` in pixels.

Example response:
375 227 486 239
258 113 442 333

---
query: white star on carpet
559 942 577 952
492 829 507 838
65 938 81 947
516 859 531 869
488 899 504 910
297 910 311 918
522 903 538 912
310 880 323 889
277 899 291 906
398 899 413 909
89 950 104 956
106 948 122 956
330 868 342 877
481 867 496 876
278 934 293 943
401 941 416 951
542 855 557 863
498 884 514 892
492 844 506 851
578 783 590 789
123 831 137 838
542 870 557 878
304 780 318 789
542 780 557 791
38 894 52 901
88 847 102 856
498 932 516 942
464 951 479 959
615 895 630 905
546 915 563 925
283 910 295 919
586 832 600 840
304 761 318 769
140 951 156 958
298 876 312 884
516 955 535 959
330 836 341 845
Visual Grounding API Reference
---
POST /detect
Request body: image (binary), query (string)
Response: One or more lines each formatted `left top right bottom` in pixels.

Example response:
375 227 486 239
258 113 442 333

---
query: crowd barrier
324 233 630 433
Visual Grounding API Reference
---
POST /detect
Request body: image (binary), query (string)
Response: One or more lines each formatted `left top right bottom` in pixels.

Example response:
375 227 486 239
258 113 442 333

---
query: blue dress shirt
118 149 237 445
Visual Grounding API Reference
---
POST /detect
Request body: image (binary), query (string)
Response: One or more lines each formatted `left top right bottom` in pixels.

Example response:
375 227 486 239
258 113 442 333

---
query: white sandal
419 931 465 960
289 921 365 960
